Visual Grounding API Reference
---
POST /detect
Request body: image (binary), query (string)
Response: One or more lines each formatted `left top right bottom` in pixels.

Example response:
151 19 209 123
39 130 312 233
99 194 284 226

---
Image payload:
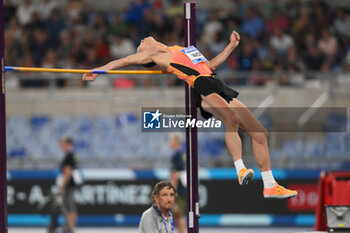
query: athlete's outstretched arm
208 31 240 71
82 51 155 81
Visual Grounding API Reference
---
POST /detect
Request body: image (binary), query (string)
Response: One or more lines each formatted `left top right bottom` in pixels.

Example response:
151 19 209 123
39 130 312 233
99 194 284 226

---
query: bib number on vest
180 46 208 65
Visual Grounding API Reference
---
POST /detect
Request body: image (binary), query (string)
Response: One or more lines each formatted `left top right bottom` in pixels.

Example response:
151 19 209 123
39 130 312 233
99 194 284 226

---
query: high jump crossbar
4 66 169 74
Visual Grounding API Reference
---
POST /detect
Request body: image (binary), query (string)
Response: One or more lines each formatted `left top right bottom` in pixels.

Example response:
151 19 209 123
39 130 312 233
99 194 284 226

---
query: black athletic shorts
193 76 239 119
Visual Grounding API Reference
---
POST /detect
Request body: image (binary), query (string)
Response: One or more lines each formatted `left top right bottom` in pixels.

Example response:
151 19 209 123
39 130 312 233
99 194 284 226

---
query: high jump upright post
0 0 8 232
184 2 199 233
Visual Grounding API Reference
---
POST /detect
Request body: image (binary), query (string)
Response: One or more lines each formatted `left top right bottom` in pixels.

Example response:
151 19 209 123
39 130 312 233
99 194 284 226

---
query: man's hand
230 31 240 48
82 73 98 82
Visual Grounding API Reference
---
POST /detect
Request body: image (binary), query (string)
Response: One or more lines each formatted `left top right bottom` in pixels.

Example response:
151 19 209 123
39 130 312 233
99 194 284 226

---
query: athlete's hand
230 31 240 47
82 73 98 82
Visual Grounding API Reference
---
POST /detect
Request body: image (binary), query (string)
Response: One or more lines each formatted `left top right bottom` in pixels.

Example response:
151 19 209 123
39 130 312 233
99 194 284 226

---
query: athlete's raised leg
201 93 241 160
200 94 254 186
229 99 270 172
229 98 297 198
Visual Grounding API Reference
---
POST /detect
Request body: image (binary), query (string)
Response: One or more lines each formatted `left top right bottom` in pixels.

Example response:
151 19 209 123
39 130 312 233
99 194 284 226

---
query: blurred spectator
153 0 163 11
304 45 325 71
91 13 109 38
29 10 45 29
16 0 36 26
300 32 317 54
58 30 73 60
37 0 57 20
201 11 224 44
138 8 153 40
109 34 136 59
311 5 332 30
317 28 339 61
42 49 63 87
65 0 86 23
151 13 171 41
20 50 48 88
209 31 227 57
273 62 289 85
217 0 239 21
167 0 182 18
70 37 88 64
286 0 303 19
266 8 289 35
125 0 152 25
58 137 79 233
225 18 240 39
4 0 16 24
82 48 99 68
236 41 258 85
31 28 49 66
237 42 258 71
333 9 350 41
292 8 312 48
234 0 252 21
307 0 330 17
20 50 35 68
264 0 284 19
253 39 269 62
109 14 129 36
250 59 265 86
261 48 278 71
42 49 59 69
60 54 84 88
4 17 22 64
46 9 66 45
269 27 294 58
283 46 306 72
241 7 264 40
168 15 184 44
71 12 89 40
60 54 78 70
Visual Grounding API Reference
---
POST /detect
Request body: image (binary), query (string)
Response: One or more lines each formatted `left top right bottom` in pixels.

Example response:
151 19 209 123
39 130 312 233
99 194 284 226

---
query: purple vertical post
184 2 199 233
0 0 8 232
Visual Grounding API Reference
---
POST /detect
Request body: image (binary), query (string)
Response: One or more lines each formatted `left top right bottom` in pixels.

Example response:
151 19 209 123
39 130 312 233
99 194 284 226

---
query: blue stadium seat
325 133 346 157
7 114 348 169
30 116 50 130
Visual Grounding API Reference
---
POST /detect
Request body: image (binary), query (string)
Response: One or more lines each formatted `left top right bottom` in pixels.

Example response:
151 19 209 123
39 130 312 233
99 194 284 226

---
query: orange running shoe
238 168 255 186
263 183 298 199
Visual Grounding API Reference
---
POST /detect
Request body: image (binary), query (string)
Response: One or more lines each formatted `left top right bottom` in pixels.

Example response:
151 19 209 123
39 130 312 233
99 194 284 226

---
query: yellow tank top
166 45 213 87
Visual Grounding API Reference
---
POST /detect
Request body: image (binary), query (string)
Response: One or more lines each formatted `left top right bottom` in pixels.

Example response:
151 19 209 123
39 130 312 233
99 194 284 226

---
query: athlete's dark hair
142 62 156 68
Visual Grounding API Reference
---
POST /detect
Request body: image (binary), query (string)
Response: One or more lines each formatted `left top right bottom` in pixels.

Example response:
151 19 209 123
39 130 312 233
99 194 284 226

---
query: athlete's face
154 187 175 212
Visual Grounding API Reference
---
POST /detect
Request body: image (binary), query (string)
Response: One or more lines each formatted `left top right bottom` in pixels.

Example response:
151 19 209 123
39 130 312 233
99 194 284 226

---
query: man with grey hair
139 181 176 233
